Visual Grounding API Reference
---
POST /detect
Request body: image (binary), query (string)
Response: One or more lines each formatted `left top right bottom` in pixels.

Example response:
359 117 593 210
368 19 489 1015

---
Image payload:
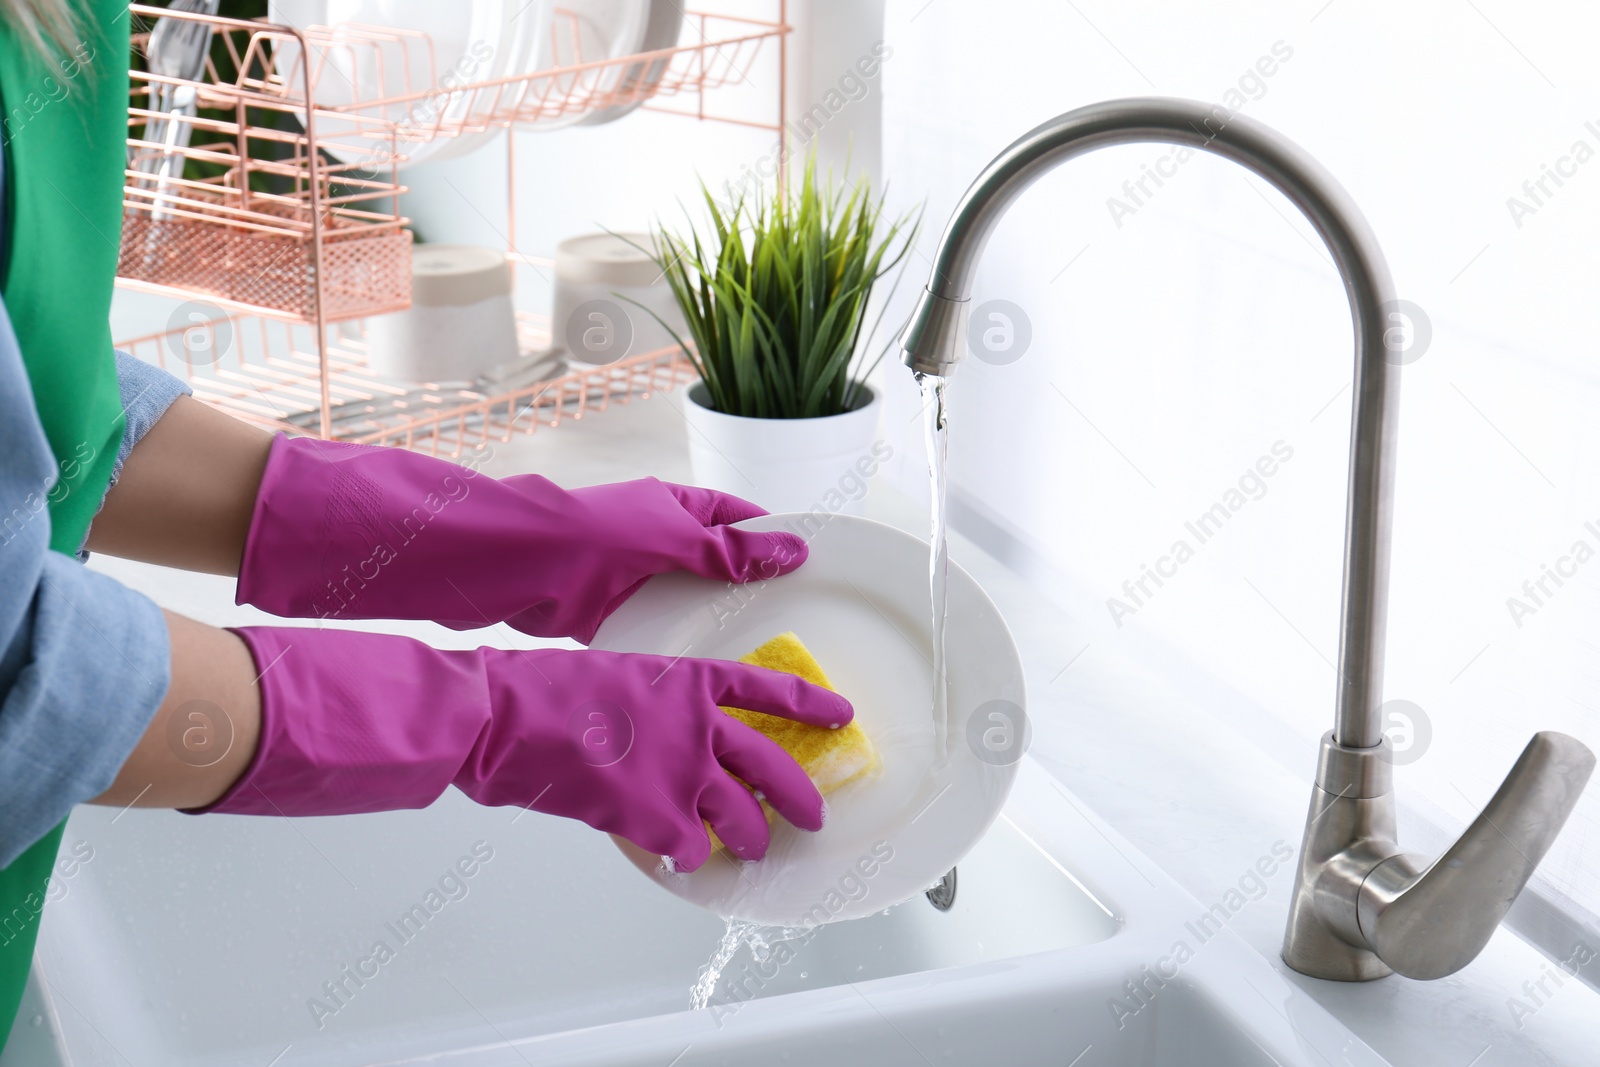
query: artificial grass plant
635 158 920 419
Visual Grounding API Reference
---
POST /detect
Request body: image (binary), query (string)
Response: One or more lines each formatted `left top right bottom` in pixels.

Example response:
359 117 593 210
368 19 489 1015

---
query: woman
0 0 849 1048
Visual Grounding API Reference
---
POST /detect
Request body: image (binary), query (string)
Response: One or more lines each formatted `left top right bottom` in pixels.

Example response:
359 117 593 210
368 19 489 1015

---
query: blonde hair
1 0 79 59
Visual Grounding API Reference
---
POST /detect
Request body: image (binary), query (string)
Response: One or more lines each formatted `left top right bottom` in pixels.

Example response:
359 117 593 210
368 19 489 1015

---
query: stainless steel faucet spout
899 96 1397 750
903 97 1595 982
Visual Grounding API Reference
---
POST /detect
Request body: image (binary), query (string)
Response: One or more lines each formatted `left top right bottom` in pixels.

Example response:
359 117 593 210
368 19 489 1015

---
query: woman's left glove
191 628 853 871
235 434 805 643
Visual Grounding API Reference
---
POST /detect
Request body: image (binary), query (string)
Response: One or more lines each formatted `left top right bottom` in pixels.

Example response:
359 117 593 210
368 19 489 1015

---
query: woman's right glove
188 627 854 872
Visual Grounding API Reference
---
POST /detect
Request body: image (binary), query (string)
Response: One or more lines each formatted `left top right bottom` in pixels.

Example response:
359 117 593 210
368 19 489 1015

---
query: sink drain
925 867 957 911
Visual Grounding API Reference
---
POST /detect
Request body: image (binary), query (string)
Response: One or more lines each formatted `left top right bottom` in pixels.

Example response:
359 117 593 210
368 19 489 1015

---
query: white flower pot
682 382 887 515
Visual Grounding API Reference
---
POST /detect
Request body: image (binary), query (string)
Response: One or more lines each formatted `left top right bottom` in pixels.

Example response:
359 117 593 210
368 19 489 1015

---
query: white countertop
86 383 1600 1065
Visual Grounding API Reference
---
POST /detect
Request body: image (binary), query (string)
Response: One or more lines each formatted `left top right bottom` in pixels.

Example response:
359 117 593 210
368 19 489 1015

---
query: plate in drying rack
267 0 547 166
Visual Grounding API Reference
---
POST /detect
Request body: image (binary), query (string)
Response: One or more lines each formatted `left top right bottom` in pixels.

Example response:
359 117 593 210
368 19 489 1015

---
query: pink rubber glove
191 627 854 871
235 435 806 643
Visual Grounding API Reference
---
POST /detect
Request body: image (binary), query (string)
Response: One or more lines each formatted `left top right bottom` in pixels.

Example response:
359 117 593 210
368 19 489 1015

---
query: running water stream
689 919 812 1010
690 372 956 1011
689 920 753 1010
916 371 953 766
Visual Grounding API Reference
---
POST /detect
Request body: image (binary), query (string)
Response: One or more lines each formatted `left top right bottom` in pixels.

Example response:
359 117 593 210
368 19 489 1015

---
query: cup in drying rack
551 232 687 367
365 244 522 383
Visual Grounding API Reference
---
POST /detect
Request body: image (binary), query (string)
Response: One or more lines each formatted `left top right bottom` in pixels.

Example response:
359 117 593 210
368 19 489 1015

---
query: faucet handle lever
1357 731 1594 979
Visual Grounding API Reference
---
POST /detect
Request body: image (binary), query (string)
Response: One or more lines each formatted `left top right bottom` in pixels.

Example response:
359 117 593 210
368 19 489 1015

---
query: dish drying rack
116 2 789 454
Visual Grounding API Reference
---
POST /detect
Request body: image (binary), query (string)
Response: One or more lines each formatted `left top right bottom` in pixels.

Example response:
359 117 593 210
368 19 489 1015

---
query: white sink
10 759 1389 1066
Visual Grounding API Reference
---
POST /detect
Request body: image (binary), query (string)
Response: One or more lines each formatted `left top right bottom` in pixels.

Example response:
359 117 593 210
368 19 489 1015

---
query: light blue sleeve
0 297 172 868
110 350 192 485
70 351 192 563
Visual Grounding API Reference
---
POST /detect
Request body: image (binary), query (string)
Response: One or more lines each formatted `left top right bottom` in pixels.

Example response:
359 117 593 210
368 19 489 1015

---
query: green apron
0 4 133 1050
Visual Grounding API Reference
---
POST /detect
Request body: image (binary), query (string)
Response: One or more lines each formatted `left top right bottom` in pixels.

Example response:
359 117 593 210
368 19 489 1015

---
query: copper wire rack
121 7 413 321
115 2 788 450
115 308 696 457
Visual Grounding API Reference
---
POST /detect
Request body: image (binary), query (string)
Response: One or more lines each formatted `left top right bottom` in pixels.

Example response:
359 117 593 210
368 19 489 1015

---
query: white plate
590 512 1027 926
524 0 652 130
268 0 544 167
417 0 549 163
577 0 682 127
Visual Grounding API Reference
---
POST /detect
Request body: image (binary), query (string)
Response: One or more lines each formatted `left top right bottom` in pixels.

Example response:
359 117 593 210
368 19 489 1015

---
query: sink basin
10 759 1389 1066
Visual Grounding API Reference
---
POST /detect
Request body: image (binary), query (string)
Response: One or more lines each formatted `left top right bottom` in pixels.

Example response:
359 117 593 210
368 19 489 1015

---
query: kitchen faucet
899 97 1596 981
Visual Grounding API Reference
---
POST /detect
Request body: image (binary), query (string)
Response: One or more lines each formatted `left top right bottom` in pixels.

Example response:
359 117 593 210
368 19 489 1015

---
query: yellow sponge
710 632 879 852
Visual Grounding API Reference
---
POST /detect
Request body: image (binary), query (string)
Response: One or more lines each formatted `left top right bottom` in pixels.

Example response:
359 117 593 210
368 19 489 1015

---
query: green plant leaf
642 148 923 418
